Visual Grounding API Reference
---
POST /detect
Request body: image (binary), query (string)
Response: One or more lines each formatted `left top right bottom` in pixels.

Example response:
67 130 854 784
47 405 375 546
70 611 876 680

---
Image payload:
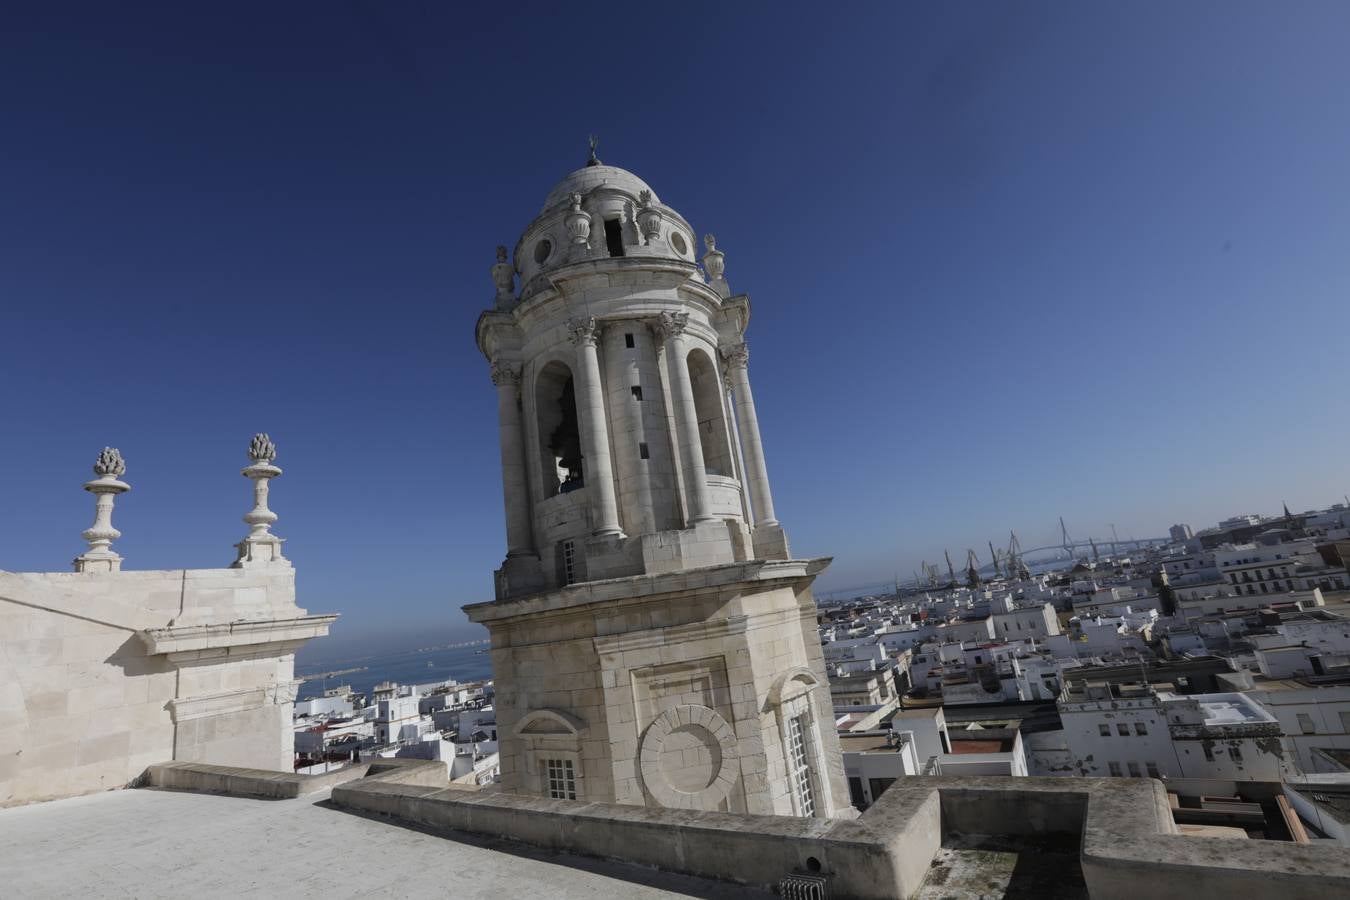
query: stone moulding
167 682 301 723
464 557 830 626
137 614 338 663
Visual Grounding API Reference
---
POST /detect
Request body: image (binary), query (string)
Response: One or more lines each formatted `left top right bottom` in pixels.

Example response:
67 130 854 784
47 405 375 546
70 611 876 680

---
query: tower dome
540 164 658 213
507 153 700 297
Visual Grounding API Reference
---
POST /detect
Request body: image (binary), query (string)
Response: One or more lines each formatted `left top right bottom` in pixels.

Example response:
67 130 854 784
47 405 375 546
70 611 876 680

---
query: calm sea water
295 643 494 700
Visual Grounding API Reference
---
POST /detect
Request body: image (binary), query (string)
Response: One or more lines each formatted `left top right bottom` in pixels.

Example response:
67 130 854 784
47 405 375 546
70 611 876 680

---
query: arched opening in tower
535 361 583 496
686 348 734 478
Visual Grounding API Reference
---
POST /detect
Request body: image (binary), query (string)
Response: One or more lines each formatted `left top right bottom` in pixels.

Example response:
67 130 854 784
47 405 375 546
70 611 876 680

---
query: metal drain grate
779 872 828 900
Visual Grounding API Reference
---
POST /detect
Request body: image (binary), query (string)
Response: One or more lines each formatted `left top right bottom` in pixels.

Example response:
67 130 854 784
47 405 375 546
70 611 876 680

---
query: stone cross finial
75 447 131 573
233 433 289 569
587 134 601 167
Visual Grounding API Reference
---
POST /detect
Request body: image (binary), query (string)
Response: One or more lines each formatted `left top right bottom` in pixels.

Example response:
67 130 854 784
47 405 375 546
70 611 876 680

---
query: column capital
720 340 749 369
489 358 522 387
566 316 600 347
653 310 689 343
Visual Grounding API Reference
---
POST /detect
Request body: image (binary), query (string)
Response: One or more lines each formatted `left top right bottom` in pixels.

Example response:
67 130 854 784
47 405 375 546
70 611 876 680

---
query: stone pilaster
568 317 624 538
721 342 776 526
490 358 534 556
655 311 716 525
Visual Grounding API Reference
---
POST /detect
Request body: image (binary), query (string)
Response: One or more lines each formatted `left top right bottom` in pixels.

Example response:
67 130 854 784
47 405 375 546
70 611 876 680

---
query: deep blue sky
4 3 1348 658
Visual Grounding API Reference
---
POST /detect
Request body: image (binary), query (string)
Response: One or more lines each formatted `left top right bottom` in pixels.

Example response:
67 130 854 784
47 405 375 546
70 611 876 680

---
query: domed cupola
506 140 705 303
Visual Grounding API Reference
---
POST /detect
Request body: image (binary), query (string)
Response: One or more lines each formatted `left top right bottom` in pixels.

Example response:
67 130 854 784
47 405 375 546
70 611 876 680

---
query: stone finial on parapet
74 447 130 573
702 234 730 299
232 432 290 569
491 244 515 307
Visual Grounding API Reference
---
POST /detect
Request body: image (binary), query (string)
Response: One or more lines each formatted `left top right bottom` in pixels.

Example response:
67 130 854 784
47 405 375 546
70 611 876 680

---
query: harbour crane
1060 516 1074 558
1007 531 1030 580
965 549 982 588
988 540 1003 578
944 549 958 588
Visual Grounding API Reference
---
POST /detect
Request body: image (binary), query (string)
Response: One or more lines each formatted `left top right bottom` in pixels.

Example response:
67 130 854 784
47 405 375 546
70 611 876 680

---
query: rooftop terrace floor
0 787 765 899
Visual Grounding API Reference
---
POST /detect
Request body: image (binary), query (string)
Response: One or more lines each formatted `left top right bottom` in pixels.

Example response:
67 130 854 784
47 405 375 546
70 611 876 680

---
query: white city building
1058 682 1293 781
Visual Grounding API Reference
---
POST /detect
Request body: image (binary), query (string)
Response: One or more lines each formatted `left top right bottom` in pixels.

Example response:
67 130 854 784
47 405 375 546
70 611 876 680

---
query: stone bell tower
465 144 849 818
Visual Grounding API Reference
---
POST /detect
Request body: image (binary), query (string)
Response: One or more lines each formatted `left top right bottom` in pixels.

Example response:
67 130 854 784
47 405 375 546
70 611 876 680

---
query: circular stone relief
533 237 553 265
669 231 688 257
638 704 740 809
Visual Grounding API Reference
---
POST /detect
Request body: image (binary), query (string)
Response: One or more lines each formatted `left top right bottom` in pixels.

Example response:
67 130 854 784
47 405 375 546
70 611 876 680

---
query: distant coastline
295 640 492 700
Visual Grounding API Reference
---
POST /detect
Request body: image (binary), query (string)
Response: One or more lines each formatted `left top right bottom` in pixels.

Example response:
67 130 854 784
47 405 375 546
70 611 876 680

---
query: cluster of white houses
292 678 500 786
819 503 1350 837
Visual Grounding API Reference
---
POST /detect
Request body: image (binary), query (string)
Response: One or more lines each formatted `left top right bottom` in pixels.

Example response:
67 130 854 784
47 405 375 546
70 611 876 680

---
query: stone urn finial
491 244 515 305
233 433 290 569
635 190 663 244
75 447 131 573
564 192 592 247
702 233 730 298
248 432 276 463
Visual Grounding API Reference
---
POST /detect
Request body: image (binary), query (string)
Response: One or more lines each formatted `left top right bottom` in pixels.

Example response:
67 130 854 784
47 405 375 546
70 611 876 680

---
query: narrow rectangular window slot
639 442 649 460
630 385 643 401
624 333 635 348
603 219 625 257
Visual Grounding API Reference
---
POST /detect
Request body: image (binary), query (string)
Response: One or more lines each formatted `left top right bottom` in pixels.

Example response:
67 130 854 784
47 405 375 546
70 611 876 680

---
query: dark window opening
624 333 635 348
549 376 583 492
639 442 649 460
603 219 625 257
631 385 643 401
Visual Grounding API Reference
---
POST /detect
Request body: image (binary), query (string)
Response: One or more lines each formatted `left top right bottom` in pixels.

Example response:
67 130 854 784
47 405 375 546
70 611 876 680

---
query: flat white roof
0 787 760 898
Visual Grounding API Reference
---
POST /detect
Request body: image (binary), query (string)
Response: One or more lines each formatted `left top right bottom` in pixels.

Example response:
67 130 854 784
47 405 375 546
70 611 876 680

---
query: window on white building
1297 713 1316 734
1108 761 1122 777
787 712 816 817
1339 711 1350 733
1146 762 1160 778
1127 762 1141 777
1099 724 1111 736
1116 723 1130 736
562 540 577 585
1135 722 1148 735
545 758 577 800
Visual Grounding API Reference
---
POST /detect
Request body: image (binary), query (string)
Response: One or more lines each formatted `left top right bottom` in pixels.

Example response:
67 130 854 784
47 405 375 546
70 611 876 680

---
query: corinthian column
567 317 624 538
490 358 534 556
721 342 777 526
656 311 716 524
